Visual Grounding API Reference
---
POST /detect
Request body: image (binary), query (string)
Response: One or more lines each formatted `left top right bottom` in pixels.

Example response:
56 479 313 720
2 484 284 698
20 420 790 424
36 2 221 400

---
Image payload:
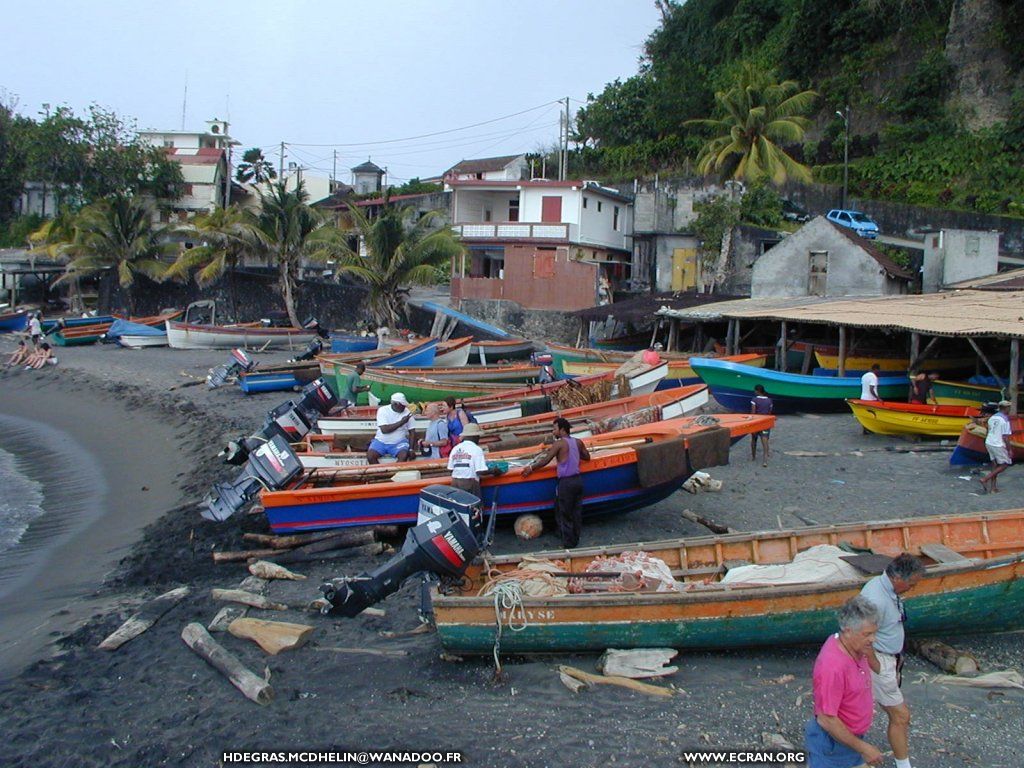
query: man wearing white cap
447 423 504 499
980 399 1014 493
367 392 415 464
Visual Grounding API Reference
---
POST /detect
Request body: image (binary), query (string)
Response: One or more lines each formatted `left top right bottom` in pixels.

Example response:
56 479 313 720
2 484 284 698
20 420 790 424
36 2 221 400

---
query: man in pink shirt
806 596 885 767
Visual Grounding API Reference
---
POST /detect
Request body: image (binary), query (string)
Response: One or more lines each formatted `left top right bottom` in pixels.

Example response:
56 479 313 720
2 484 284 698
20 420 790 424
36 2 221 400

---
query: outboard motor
320 486 483 617
292 336 325 362
201 434 303 522
207 349 255 389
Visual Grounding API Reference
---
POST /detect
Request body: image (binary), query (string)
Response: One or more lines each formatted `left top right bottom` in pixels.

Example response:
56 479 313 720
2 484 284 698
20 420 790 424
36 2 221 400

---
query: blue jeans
805 718 865 768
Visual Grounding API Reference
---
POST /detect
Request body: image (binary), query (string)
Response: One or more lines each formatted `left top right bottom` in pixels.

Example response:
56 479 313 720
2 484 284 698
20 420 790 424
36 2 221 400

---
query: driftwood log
557 665 673 698
681 509 735 535
209 605 246 633
181 622 273 705
597 648 679 678
212 548 279 564
907 638 980 676
269 541 384 566
227 618 314 655
248 561 306 581
210 589 287 611
97 586 190 651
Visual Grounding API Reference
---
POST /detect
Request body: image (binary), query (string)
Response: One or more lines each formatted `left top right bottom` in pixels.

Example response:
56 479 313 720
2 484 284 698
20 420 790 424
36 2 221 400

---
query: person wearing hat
446 423 504 499
367 392 415 464
980 400 1014 493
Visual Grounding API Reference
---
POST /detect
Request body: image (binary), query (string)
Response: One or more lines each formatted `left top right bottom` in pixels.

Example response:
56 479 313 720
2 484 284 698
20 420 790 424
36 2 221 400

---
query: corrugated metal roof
658 290 1024 339
946 268 1024 291
446 154 524 174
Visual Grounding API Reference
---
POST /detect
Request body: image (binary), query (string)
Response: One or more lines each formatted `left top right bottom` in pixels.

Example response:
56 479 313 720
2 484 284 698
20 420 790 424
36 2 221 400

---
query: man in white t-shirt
980 400 1013 494
860 364 881 401
366 392 415 464
28 313 42 347
447 423 504 499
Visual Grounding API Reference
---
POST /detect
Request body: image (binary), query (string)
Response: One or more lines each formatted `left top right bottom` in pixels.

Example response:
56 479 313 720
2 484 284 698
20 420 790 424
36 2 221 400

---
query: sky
2 0 660 185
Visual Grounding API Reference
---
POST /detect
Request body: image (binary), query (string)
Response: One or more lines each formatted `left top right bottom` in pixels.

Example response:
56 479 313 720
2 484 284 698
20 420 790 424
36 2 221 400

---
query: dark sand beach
0 337 1021 768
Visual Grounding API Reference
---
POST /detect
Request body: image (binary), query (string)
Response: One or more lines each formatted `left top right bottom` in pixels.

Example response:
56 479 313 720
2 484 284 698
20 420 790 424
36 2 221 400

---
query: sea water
0 445 46 553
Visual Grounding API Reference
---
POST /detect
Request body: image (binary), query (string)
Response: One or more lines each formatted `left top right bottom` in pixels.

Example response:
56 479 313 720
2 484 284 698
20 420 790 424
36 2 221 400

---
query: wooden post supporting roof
838 326 847 377
967 337 1002 384
910 337 940 372
910 333 920 370
777 321 787 371
1010 339 1019 417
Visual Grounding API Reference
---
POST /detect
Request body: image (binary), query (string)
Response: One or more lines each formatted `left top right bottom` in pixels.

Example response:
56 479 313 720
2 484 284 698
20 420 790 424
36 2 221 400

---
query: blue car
826 209 879 239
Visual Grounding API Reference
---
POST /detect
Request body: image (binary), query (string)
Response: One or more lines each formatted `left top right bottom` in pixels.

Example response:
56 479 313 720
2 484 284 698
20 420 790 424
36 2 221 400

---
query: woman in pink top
806 596 884 767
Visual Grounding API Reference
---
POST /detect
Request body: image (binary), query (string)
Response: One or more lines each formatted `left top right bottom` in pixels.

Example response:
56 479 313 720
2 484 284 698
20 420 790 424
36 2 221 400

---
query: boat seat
919 543 969 564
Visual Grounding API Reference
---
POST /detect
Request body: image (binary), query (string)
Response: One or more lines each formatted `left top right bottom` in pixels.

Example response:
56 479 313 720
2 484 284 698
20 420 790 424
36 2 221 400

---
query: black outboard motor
207 349 255 389
292 336 325 362
201 434 303 522
320 486 483 617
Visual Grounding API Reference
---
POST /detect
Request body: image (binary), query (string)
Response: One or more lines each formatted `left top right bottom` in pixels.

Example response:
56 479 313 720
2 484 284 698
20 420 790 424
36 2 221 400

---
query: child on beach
750 384 773 467
25 342 57 370
5 340 31 367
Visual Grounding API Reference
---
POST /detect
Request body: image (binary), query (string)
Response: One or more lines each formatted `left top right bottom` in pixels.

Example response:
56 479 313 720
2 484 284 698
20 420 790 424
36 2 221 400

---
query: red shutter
540 196 562 223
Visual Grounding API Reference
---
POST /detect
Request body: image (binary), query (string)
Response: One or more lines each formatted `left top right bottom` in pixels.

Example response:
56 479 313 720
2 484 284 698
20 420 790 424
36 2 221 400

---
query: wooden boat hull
691 358 908 413
117 334 168 349
470 339 535 363
238 363 320 394
432 509 1024 653
950 416 1024 465
41 314 116 333
815 351 976 373
317 401 524 438
329 335 378 354
847 399 978 437
434 337 473 368
51 311 182 346
0 310 29 332
562 354 766 389
166 320 318 350
379 363 540 384
933 379 1004 407
261 417 771 532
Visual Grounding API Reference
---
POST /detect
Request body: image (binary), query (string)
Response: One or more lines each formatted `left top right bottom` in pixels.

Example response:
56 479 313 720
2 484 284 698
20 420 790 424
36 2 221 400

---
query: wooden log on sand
268 541 384 566
243 529 382 550
97 586 190 651
248 560 306 581
228 618 314 655
557 665 673 698
681 509 735 535
181 622 274 705
907 638 980 676
211 589 288 611
212 548 279 564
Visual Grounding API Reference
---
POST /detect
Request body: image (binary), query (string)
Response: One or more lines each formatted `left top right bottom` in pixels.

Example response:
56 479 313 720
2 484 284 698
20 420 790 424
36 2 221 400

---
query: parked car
826 209 879 239
781 198 811 223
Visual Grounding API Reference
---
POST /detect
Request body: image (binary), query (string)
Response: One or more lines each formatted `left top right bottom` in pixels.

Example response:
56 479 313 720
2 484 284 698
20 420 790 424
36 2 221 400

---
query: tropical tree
254 181 333 327
236 147 277 184
686 66 817 183
58 195 177 314
333 203 463 327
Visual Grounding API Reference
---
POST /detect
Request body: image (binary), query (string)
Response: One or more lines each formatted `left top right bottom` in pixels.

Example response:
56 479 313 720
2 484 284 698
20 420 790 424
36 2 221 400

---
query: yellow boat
815 351 976 372
561 353 767 385
846 399 979 437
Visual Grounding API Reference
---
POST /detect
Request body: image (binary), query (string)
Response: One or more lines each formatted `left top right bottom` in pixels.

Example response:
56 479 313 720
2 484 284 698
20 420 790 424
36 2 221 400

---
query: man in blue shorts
367 392 415 464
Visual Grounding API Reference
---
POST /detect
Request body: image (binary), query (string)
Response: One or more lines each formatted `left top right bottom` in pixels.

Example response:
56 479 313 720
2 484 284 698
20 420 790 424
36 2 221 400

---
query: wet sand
0 338 1021 768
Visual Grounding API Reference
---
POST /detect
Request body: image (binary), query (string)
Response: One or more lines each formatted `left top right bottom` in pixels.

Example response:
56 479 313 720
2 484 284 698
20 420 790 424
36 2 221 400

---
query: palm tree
254 181 332 327
58 195 177 315
235 147 277 184
332 203 463 327
165 205 266 318
686 66 817 184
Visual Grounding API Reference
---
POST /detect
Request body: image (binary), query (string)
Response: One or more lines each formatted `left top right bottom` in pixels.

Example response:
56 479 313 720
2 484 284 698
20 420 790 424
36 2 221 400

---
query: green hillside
574 0 1024 215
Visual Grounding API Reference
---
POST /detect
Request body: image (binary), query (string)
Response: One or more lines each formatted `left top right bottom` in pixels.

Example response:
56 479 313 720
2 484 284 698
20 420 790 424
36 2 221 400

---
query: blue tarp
104 319 166 339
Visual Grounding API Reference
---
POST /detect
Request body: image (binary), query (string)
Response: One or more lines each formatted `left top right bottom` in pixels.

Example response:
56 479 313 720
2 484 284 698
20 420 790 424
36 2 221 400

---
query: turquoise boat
432 509 1024 653
689 358 908 413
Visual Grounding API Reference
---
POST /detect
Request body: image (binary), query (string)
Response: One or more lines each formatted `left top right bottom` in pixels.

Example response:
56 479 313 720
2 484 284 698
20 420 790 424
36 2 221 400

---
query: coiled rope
489 580 528 675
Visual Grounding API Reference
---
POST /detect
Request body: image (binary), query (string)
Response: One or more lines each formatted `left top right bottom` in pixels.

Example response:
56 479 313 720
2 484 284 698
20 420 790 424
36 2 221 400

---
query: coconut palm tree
165 205 266 318
58 195 177 314
686 66 817 184
332 202 463 327
235 147 276 184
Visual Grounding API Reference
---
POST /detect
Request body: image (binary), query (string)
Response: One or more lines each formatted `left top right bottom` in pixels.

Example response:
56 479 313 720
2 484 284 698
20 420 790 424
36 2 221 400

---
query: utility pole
562 96 570 181
836 106 850 209
223 142 232 208
332 150 337 189
279 141 285 182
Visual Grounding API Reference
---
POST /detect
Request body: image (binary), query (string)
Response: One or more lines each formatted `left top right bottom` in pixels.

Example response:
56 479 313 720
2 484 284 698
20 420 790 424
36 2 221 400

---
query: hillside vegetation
574 0 1024 215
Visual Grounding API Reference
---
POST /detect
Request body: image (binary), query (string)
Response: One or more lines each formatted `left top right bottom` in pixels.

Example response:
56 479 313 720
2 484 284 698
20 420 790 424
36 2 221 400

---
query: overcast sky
3 0 659 184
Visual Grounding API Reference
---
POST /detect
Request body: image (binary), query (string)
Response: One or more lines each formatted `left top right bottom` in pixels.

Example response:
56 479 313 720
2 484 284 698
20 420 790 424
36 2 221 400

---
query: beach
0 337 1021 768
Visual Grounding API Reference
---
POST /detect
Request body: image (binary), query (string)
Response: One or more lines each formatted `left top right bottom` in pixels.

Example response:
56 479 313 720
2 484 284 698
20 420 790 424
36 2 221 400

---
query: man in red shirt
806 596 885 767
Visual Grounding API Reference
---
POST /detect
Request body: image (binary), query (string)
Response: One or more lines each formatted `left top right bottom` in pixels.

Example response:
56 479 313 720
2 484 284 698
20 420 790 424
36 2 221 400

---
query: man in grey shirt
860 553 925 768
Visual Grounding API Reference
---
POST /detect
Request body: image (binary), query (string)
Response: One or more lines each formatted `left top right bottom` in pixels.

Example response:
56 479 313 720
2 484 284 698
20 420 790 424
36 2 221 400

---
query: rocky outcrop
945 0 1014 129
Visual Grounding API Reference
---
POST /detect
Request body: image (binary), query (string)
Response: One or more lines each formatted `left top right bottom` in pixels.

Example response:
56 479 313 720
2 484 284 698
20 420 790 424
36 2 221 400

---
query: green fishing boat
932 379 1004 406
330 362 538 405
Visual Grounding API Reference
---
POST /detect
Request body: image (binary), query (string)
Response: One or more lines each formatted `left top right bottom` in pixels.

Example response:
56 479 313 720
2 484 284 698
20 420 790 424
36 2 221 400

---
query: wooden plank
181 623 273 705
967 337 1003 384
920 543 969 564
1011 339 1019 417
97 586 190 651
838 326 847 377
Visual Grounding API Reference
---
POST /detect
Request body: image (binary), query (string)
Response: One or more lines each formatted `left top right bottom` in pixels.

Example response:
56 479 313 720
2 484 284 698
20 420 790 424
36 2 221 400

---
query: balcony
452 222 577 242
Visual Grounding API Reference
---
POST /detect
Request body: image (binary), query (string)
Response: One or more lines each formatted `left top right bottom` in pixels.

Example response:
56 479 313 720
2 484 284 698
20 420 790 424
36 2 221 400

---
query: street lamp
835 106 850 210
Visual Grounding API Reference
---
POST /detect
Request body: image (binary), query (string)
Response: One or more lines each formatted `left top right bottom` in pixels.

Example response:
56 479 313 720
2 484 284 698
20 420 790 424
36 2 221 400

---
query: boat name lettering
500 609 554 621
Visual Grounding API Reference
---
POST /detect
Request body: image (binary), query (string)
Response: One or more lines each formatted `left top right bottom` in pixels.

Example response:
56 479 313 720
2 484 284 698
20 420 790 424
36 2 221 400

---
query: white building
444 154 528 182
351 160 385 195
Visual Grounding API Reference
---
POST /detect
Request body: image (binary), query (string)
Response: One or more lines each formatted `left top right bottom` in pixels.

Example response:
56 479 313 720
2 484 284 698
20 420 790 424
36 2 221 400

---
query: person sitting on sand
750 384 773 467
6 340 31 367
25 341 57 370
980 400 1014 494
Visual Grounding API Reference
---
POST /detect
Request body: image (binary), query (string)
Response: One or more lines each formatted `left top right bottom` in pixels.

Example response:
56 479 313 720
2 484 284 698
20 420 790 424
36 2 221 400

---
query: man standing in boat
335 362 370 415
806 596 884 767
366 392 414 464
521 417 591 548
859 554 925 768
980 399 1014 494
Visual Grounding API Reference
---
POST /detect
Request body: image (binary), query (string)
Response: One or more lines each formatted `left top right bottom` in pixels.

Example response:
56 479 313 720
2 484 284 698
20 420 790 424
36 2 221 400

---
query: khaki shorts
871 652 905 707
987 444 1012 466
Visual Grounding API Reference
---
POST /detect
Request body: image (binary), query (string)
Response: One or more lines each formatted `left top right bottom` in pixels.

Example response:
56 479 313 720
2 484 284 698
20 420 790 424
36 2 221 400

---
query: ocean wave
0 441 46 553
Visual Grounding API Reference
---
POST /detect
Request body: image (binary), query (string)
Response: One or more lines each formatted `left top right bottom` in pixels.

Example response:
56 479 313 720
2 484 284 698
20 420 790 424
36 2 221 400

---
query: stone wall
458 298 580 344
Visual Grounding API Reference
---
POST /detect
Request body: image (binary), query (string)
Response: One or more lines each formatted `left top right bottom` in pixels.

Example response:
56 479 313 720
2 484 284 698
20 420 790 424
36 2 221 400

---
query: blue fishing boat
0 310 29 332
690 358 909 413
41 314 116 334
329 334 378 354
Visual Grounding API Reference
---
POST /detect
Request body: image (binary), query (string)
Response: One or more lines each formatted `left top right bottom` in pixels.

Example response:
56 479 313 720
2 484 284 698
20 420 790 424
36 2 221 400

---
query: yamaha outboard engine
320 486 483 617
201 435 303 522
292 336 325 362
207 349 255 389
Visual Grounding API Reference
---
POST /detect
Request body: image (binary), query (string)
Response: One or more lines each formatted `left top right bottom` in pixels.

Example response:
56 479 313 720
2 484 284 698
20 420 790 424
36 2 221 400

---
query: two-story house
445 154 528 182
447 179 634 312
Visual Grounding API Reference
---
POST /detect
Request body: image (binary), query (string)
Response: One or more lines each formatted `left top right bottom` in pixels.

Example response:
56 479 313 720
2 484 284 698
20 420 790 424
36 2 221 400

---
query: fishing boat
166 319 320 350
434 336 473 368
318 338 439 393
591 329 651 351
561 353 767 389
933 379 1005 407
106 319 170 348
260 416 772 533
716 341 906 371
846 399 978 437
0 309 29 333
329 334 378 354
815 351 976 373
690 358 909 413
950 416 1024 465
300 384 710 461
470 338 535 363
238 361 322 394
41 314 116 334
50 310 183 347
431 509 1024 653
